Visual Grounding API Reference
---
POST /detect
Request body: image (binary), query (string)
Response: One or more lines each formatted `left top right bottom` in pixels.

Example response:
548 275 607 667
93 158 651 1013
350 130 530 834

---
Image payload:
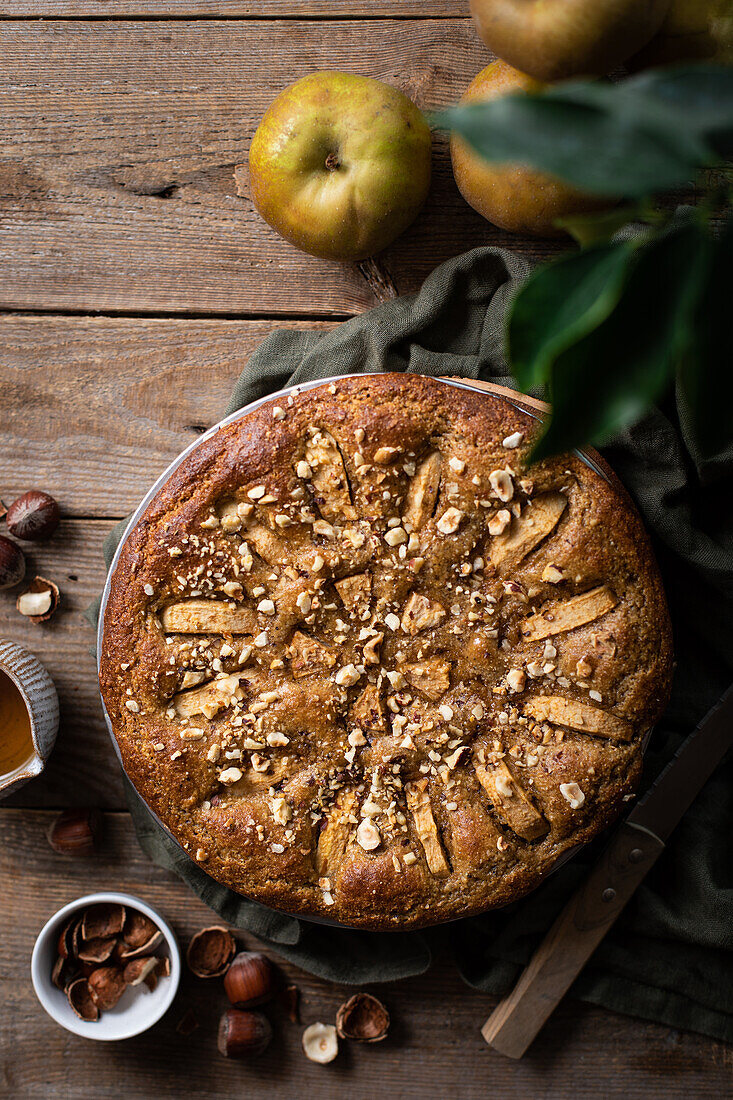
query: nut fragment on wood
336 992 390 1042
186 926 237 978
16 575 59 622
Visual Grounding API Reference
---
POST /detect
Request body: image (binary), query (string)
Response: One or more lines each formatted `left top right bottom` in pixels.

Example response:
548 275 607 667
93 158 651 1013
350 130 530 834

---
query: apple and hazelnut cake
100 374 672 929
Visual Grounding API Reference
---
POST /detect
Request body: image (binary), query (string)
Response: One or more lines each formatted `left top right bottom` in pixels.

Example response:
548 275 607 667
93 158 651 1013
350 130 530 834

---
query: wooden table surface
0 5 730 1097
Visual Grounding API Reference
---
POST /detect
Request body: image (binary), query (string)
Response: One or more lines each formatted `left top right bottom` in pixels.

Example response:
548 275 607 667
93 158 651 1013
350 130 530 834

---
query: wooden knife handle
482 821 666 1059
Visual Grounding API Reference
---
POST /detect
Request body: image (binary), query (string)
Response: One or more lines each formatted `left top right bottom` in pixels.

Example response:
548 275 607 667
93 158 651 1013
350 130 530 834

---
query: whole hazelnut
224 951 276 1008
217 1009 272 1058
6 490 60 541
0 535 25 589
47 808 101 856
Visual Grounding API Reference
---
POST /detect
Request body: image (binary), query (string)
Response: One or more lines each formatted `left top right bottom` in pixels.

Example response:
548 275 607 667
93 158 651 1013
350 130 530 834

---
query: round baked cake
100 373 672 929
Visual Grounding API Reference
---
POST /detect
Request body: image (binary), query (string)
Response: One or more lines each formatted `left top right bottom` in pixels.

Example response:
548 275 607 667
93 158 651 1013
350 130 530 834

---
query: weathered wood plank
0 20 556 316
0 0 465 13
0 315 333 516
1 808 729 1098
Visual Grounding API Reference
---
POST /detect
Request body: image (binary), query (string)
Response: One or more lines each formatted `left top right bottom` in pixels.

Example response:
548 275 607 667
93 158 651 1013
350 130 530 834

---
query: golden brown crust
99 374 673 929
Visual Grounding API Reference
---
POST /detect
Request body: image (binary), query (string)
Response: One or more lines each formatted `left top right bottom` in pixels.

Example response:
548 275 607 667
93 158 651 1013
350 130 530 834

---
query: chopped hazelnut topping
219 767 243 784
502 431 524 449
436 507 463 535
489 469 514 502
542 564 564 584
335 664 361 687
560 781 586 809
506 669 526 693
488 509 512 536
356 819 381 851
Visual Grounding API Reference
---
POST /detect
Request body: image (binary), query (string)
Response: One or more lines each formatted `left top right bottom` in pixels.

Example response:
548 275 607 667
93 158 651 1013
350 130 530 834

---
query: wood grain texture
0 315 333 516
1 0 465 14
0 20 558 316
2 808 731 1099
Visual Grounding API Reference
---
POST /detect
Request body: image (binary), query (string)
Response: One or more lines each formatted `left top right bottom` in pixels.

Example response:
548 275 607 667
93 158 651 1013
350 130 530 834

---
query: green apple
469 0 672 82
248 72 432 261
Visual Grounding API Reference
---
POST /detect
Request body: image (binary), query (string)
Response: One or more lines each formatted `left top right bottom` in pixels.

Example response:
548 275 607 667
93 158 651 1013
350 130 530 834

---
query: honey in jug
0 668 34 777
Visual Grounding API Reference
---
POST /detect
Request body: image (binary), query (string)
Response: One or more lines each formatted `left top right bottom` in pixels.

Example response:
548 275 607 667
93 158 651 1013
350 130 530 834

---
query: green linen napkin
90 246 733 1040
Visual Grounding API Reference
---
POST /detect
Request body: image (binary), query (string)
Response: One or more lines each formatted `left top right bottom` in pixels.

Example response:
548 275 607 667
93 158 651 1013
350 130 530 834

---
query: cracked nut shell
217 1009 272 1058
187 926 237 978
16 575 59 622
81 902 126 941
67 977 100 1022
123 956 158 987
87 966 127 1011
47 808 101 856
224 951 276 1008
6 490 60 541
336 993 390 1042
0 535 25 589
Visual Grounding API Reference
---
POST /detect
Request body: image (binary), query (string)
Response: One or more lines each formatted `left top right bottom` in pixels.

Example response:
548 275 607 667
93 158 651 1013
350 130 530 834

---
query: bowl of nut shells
31 891 180 1040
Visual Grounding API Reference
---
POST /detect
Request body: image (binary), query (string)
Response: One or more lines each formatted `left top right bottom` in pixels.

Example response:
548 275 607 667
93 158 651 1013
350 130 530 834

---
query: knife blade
481 683 733 1059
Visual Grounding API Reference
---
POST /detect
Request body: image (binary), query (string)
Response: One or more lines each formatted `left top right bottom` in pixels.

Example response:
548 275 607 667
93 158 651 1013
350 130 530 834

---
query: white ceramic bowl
31 891 181 1040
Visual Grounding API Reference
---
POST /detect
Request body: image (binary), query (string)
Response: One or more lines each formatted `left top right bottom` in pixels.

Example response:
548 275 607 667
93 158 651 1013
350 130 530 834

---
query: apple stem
325 153 340 172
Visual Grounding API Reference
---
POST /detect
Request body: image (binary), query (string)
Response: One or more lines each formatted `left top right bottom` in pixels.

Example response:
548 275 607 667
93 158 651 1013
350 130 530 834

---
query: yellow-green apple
450 61 611 237
629 0 733 69
248 72 432 261
469 0 672 82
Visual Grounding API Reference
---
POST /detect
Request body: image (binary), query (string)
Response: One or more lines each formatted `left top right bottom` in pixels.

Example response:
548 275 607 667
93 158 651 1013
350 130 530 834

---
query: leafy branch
433 65 733 461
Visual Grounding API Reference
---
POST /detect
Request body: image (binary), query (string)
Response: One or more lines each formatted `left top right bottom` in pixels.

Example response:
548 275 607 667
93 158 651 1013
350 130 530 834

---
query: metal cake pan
96 373 650 930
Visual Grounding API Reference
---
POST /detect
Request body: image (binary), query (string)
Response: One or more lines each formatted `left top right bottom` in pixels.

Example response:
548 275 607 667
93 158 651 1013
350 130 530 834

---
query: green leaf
433 64 733 198
554 204 646 247
678 218 733 457
522 221 712 462
509 239 641 392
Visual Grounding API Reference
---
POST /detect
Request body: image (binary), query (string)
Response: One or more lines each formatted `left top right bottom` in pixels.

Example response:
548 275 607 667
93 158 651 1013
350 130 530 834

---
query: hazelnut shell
81 902 126 941
0 535 25 590
16 575 59 623
123 956 158 987
87 966 127 1011
122 910 159 949
77 937 117 965
336 992 390 1042
217 1009 272 1059
223 951 276 1008
67 978 99 1022
6 490 60 541
187 926 237 978
47 808 101 856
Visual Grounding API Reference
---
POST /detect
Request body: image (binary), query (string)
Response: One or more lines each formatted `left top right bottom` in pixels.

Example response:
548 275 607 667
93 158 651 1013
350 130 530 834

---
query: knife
482 682 733 1059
